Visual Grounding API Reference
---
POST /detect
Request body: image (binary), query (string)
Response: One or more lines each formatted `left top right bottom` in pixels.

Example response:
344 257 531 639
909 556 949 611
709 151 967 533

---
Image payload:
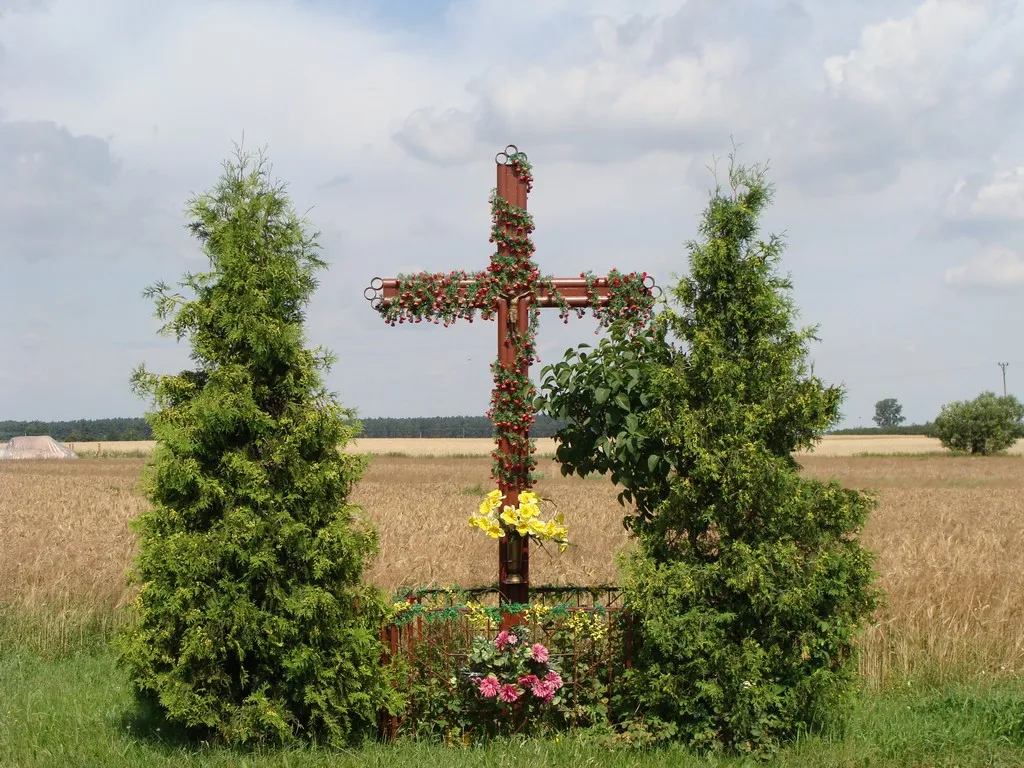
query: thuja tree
119 148 398 746
539 160 880 753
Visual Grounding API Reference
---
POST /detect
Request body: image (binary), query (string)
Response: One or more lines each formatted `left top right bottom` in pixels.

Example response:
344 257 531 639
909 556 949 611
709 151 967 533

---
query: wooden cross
364 145 656 611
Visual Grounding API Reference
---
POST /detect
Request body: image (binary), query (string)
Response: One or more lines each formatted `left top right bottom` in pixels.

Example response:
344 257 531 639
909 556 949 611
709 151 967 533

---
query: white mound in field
0 435 78 460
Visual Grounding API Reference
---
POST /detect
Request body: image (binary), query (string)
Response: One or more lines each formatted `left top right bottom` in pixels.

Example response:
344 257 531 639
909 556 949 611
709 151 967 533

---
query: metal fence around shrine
379 586 634 741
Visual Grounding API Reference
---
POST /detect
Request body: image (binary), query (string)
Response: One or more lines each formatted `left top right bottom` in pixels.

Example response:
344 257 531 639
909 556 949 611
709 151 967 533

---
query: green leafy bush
933 392 1024 455
539 322 674 534
118 147 398 747
539 158 880 754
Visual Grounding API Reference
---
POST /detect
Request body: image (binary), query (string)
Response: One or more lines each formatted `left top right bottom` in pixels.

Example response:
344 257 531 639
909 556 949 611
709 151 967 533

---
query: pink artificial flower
477 675 500 698
498 684 521 703
530 643 549 663
495 630 518 651
544 670 564 690
518 674 539 688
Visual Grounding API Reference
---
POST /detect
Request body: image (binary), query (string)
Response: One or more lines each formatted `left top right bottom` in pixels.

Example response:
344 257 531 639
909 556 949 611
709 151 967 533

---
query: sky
1 0 1022 428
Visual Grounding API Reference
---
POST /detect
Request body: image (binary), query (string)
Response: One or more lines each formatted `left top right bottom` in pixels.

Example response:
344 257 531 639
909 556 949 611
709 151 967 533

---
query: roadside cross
364 146 657 609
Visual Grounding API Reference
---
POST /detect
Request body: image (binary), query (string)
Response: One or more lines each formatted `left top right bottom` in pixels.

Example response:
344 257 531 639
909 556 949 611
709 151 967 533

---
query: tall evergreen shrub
119 147 397 746
541 160 880 753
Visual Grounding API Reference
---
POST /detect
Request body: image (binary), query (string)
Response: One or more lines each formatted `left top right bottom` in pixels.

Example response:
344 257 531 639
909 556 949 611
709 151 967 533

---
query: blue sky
2 0 1022 427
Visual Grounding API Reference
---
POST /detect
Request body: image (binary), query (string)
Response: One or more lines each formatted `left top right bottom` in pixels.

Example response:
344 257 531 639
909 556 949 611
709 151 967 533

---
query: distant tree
872 398 906 429
933 392 1024 455
118 147 398 746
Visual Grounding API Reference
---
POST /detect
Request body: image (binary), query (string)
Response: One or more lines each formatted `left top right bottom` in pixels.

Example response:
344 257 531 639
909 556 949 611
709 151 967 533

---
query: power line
998 362 1009 397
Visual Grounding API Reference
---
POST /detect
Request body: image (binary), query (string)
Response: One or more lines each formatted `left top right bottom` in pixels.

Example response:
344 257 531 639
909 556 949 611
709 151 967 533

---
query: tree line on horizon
0 414 944 443
0 414 572 442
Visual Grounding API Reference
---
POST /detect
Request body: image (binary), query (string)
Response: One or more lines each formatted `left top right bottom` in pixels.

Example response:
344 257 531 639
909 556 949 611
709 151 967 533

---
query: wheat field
63 434 1024 459
3 448 1023 686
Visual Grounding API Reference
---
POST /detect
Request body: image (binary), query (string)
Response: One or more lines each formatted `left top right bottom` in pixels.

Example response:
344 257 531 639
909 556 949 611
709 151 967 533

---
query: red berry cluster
583 269 656 331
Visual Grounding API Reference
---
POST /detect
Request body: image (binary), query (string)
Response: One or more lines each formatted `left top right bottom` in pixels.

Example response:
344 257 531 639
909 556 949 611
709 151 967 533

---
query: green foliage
117 146 398 747
539 158 880 753
538 323 674 533
0 417 152 442
356 414 567 438
828 423 935 436
872 398 906 429
933 392 1024 455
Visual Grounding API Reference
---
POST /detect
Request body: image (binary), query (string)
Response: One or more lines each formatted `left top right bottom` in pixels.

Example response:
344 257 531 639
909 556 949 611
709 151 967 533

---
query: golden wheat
3 453 1023 685
63 435 1024 459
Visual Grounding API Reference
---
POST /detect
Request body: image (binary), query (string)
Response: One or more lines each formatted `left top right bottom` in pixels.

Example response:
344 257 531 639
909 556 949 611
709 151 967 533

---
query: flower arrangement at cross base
463 625 566 728
468 489 568 551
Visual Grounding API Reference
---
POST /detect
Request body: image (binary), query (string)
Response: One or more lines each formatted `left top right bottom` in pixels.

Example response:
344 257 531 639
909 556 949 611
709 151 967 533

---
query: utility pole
998 362 1009 397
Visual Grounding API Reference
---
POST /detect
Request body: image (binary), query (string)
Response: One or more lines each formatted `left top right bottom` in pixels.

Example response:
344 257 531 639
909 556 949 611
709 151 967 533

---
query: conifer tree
119 147 397 746
541 158 879 753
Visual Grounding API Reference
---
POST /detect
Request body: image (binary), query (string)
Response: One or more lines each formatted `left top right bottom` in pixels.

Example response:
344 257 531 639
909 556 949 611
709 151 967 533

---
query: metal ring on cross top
495 144 521 165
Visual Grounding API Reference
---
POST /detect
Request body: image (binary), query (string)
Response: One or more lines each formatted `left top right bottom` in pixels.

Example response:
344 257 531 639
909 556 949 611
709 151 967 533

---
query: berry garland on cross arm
373 152 655 486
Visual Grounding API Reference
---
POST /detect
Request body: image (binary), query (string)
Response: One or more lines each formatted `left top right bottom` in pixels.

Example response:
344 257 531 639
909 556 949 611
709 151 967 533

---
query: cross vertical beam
495 159 531 607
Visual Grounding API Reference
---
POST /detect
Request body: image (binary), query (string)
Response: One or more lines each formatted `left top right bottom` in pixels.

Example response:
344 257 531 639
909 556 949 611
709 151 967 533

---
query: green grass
2 644 1023 767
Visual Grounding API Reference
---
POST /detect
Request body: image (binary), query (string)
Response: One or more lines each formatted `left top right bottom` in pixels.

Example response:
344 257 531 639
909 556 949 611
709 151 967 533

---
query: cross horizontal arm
364 272 660 314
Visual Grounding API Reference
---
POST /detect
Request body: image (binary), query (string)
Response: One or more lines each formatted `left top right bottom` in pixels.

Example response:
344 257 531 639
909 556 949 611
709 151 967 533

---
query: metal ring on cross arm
643 274 656 290
370 276 383 291
363 286 378 301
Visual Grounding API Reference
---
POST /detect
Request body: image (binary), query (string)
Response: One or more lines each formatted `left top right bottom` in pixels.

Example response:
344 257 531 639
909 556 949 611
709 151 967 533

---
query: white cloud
945 246 1024 291
942 168 1024 221
393 20 749 166
933 158 1024 249
823 0 991 110
0 120 180 263
965 165 1024 221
